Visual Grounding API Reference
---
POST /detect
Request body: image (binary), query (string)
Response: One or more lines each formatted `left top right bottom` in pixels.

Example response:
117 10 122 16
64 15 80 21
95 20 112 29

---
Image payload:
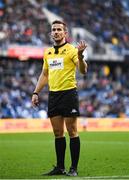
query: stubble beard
54 37 65 45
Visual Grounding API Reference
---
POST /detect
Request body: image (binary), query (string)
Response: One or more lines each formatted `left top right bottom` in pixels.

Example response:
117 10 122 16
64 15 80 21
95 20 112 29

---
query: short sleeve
43 51 48 70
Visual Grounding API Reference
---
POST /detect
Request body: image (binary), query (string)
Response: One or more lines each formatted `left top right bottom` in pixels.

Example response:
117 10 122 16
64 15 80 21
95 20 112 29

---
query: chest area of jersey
48 58 64 70
47 47 73 70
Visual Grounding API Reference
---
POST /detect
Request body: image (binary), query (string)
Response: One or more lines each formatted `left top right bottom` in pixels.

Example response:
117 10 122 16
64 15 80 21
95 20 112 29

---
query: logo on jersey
60 49 66 55
48 58 64 70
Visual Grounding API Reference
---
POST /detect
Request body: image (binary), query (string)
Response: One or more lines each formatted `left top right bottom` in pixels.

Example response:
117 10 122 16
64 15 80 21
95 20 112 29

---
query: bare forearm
77 40 88 74
34 72 48 93
78 53 87 74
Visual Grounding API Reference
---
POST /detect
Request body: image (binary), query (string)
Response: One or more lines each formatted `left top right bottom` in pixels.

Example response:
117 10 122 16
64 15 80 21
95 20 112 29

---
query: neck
54 38 66 46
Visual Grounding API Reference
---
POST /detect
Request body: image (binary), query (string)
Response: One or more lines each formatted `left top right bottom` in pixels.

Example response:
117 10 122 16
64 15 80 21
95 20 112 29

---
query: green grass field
0 132 129 179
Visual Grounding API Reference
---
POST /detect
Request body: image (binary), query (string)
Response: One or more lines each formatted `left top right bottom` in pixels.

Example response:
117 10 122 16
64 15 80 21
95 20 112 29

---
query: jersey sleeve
43 50 48 70
71 47 78 65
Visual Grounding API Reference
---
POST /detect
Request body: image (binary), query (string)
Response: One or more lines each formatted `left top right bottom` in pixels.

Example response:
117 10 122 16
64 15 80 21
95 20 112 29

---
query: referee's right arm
32 68 48 107
33 68 48 94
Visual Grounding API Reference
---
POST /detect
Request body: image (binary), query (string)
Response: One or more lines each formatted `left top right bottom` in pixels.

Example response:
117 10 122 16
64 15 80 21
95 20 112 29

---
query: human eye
52 28 56 31
57 28 62 31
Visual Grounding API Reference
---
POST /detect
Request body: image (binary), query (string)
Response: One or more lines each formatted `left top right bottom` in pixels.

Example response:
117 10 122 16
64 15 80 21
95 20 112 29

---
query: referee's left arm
77 40 88 74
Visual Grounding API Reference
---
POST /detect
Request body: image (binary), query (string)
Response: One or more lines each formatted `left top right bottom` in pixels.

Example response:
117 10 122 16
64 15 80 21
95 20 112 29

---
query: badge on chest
48 58 64 70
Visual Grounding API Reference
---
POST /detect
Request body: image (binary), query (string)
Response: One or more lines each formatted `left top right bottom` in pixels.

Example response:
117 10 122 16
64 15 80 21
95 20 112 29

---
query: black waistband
49 88 77 94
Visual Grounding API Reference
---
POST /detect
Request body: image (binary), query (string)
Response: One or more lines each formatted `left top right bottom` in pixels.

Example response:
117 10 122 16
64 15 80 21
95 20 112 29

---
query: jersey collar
54 42 67 54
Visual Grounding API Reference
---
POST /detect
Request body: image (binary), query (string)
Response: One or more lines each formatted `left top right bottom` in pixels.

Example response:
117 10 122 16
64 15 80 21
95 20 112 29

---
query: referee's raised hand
77 40 88 74
77 40 87 54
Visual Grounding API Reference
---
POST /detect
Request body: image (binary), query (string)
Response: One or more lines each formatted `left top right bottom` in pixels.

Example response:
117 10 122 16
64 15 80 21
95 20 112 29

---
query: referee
32 20 87 176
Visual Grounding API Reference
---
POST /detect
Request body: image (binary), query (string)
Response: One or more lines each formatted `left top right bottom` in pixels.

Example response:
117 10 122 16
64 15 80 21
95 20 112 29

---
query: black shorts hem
48 113 80 118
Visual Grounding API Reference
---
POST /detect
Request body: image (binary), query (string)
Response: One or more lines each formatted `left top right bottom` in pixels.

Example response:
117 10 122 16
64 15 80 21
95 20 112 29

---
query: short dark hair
52 20 68 32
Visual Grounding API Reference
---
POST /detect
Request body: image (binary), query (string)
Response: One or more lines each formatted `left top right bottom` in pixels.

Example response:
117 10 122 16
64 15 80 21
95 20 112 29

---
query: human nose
54 30 58 34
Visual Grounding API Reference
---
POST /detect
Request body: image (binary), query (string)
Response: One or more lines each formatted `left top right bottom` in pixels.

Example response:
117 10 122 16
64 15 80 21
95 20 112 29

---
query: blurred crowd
0 0 51 48
1 59 129 118
0 0 129 52
0 59 48 118
45 0 129 51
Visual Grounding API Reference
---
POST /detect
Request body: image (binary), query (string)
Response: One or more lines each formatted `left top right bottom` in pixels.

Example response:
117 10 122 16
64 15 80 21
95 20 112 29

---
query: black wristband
33 92 38 96
78 53 84 60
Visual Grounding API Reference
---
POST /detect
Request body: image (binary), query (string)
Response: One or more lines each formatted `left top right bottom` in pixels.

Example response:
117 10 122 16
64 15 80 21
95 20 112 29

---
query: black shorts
48 88 80 118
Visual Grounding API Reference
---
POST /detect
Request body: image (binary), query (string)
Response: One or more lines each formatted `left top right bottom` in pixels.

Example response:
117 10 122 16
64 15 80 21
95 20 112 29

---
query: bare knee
53 128 64 138
50 116 64 138
67 126 78 138
65 118 78 138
